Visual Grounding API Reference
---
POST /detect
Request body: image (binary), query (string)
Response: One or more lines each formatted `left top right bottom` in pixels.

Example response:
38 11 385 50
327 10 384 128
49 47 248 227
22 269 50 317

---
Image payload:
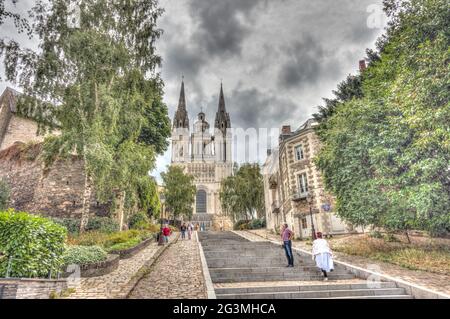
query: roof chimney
281 125 291 135
359 60 367 72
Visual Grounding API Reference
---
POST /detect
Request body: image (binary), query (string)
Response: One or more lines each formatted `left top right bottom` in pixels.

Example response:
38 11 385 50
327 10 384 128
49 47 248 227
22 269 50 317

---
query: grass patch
330 234 450 275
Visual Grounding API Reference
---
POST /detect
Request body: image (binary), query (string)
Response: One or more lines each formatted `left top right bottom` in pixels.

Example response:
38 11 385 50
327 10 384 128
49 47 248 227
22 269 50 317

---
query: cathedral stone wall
0 142 109 218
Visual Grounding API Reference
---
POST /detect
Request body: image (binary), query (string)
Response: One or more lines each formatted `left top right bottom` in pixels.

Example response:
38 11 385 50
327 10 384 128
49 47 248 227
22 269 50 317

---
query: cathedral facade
171 80 233 223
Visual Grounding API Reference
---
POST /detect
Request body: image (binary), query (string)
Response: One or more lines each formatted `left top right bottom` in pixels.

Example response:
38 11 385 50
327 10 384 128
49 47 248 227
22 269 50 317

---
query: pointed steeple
215 82 231 135
173 77 189 129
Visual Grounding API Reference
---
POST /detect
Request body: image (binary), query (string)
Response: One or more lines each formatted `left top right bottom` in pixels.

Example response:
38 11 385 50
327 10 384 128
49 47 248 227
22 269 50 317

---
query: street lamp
158 194 166 246
306 192 317 240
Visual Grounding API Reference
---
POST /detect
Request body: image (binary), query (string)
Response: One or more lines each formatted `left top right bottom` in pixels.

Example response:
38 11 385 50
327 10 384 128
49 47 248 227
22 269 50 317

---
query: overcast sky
0 0 387 182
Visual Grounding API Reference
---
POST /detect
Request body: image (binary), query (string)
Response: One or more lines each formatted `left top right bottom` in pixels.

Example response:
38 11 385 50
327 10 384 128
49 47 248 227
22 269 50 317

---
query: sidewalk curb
196 231 216 299
123 233 180 299
237 230 450 299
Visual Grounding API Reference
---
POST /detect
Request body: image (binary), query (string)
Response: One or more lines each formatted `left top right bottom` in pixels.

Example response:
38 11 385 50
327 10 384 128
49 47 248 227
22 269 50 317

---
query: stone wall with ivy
0 142 109 218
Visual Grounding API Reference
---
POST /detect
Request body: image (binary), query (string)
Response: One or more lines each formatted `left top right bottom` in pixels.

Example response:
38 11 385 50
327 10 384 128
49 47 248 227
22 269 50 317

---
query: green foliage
52 217 119 235
249 218 266 230
0 0 169 229
233 220 249 230
316 0 450 236
68 229 153 252
220 163 265 222
62 245 108 266
161 166 196 220
128 211 150 230
234 218 267 230
0 209 67 278
86 217 120 233
136 176 161 218
104 230 153 252
0 179 10 210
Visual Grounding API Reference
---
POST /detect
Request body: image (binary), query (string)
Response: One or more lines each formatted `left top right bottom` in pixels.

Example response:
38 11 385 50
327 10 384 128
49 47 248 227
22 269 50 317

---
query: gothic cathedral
171 80 233 226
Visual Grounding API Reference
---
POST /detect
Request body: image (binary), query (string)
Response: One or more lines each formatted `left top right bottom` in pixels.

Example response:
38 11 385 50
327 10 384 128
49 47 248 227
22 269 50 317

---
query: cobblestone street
66 235 176 299
128 234 207 299
241 229 450 295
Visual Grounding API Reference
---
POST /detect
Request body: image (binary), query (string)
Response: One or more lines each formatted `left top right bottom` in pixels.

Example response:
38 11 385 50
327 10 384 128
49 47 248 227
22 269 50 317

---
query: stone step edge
215 287 407 298
236 231 449 300
214 282 397 293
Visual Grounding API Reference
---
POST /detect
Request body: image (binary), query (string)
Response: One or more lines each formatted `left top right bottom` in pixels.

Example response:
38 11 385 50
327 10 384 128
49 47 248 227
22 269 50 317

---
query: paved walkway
240 229 450 295
66 235 176 299
128 234 207 299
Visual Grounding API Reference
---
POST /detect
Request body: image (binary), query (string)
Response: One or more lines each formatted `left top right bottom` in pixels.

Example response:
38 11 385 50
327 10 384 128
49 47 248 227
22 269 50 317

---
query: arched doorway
196 189 207 214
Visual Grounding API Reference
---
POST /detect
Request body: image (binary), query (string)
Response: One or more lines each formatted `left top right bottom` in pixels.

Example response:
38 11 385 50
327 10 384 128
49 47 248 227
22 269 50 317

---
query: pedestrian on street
162 224 171 244
281 223 294 267
187 222 193 240
180 223 187 239
312 232 334 281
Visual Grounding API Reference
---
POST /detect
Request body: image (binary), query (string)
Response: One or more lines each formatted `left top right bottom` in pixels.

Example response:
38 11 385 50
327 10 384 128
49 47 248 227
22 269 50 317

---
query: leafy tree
316 0 450 237
161 166 196 221
0 0 30 34
0 0 170 232
0 179 10 210
137 175 161 219
220 163 264 222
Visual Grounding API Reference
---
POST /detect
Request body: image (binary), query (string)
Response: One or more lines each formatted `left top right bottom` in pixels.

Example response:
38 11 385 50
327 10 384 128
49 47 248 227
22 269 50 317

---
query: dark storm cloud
227 86 299 130
277 35 326 90
188 0 268 58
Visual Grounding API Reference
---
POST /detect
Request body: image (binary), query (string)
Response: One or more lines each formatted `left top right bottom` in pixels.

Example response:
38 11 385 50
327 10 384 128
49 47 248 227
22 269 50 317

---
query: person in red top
162 224 171 243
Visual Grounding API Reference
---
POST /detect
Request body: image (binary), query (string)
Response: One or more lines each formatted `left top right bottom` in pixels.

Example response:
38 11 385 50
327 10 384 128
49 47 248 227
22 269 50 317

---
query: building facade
263 119 355 238
170 80 233 228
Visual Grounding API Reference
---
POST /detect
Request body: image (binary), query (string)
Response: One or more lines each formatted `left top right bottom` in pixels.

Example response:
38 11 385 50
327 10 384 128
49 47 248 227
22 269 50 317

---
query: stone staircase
198 231 413 299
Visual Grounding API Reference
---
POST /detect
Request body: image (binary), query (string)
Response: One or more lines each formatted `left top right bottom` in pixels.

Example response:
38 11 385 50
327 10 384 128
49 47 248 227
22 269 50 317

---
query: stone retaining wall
62 254 120 278
0 142 109 219
0 278 67 299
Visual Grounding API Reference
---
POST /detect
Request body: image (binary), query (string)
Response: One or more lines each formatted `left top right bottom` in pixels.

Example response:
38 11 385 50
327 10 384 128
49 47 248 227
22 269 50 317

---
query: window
301 218 308 229
295 145 304 161
196 190 207 214
298 173 308 194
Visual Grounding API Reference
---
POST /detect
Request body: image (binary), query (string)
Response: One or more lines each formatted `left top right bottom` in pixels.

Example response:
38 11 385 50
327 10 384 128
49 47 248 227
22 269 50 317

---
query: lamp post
158 194 166 246
306 192 317 240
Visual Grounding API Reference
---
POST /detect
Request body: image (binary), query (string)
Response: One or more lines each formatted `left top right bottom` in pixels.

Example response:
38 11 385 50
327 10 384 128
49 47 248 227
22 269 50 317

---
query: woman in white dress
312 232 334 281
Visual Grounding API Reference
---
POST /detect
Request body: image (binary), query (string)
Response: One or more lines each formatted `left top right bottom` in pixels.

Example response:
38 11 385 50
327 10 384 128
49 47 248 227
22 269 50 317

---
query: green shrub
234 220 249 230
62 245 108 266
369 230 383 239
0 209 67 278
67 231 109 247
51 217 81 234
0 180 10 210
106 238 142 252
128 211 150 230
86 217 120 233
248 218 266 229
52 217 120 234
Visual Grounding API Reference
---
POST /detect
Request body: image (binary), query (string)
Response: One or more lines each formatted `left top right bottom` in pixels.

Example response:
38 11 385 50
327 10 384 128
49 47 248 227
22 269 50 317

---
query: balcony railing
291 191 308 201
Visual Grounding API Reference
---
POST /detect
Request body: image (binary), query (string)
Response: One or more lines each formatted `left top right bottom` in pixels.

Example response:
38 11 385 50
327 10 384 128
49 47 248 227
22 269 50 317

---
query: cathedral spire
215 82 231 135
173 77 189 128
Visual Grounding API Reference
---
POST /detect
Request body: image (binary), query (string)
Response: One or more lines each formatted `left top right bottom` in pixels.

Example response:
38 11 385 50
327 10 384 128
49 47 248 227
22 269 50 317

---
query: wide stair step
216 282 411 299
198 231 414 299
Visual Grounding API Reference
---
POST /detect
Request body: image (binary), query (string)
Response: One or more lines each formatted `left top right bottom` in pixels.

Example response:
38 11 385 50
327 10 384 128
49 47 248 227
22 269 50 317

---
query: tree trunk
79 161 92 233
405 230 411 244
113 190 126 231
